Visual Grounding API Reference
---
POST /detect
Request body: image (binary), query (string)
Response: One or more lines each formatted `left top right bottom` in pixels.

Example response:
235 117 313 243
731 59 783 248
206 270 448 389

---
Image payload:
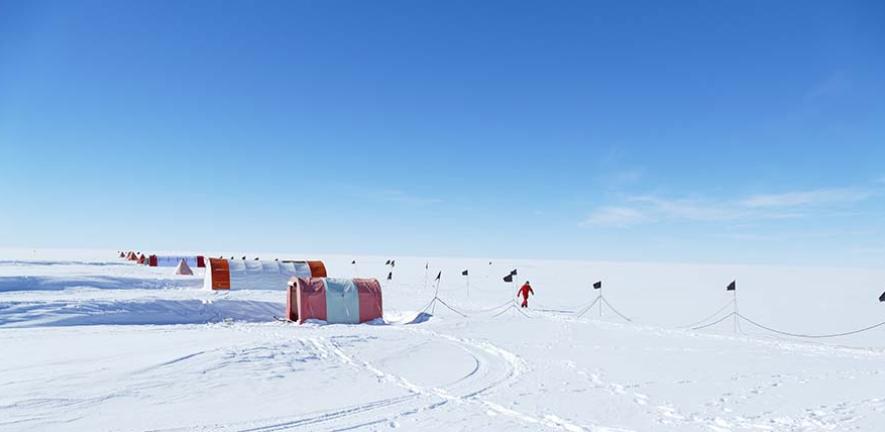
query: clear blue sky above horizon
1 0 884 266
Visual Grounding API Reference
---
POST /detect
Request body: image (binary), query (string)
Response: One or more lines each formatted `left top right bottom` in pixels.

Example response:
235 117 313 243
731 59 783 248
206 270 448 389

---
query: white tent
204 258 315 290
175 259 194 276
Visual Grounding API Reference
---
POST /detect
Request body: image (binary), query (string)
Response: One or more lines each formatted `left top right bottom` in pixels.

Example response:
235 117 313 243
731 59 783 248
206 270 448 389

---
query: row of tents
118 250 382 324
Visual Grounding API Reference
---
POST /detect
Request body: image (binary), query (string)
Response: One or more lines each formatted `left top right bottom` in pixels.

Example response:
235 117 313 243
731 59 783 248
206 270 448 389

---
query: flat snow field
2 249 885 431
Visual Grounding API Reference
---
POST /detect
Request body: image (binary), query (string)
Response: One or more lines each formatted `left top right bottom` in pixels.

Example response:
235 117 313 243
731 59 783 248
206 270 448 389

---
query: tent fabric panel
308 261 327 278
293 262 312 279
148 255 158 267
354 278 383 323
207 258 231 290
286 279 299 321
196 256 205 268
296 278 327 323
175 259 194 275
280 261 320 279
324 278 360 324
221 259 305 290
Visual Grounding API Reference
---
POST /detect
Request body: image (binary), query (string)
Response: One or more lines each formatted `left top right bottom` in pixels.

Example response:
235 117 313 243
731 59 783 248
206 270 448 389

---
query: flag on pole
351 260 356 264
462 270 468 276
425 262 429 269
727 280 736 291
503 270 516 283
385 260 391 265
435 271 442 281
387 272 393 281
879 290 885 302
593 281 602 289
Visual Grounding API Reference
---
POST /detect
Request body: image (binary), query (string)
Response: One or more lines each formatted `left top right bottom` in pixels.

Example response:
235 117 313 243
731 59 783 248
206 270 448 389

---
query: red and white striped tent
286 277 383 324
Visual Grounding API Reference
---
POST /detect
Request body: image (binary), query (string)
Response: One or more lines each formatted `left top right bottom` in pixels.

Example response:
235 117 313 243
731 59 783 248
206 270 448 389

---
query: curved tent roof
204 258 323 290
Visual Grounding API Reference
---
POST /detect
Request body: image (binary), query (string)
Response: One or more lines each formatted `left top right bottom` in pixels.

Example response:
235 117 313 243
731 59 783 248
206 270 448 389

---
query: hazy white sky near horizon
1 1 884 267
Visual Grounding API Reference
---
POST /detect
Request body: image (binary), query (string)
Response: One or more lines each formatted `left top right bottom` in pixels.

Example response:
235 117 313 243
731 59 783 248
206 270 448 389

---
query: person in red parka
517 281 534 308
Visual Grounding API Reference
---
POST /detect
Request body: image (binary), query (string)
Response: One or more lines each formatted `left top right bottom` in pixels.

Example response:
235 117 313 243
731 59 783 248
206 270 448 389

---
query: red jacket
517 283 534 298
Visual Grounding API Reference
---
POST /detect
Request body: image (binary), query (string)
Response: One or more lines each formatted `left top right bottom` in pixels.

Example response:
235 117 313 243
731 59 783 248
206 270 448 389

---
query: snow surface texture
1 249 885 431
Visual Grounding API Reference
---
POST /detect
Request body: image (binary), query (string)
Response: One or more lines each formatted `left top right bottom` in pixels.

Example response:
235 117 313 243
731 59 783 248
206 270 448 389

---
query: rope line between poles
678 299 735 329
692 312 736 330
601 297 632 322
735 313 885 339
574 296 602 319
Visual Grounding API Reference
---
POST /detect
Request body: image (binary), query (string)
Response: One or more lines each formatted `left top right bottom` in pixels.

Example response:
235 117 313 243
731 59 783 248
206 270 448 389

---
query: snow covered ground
1 249 884 431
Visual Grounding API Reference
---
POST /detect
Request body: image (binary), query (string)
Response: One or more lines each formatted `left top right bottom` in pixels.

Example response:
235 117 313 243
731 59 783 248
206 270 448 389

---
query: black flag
435 271 441 281
593 281 602 290
391 260 396 267
425 262 429 269
727 280 736 291
387 272 393 280
488 261 492 265
351 260 356 264
879 291 885 302
503 270 515 283
385 260 391 265
462 270 468 276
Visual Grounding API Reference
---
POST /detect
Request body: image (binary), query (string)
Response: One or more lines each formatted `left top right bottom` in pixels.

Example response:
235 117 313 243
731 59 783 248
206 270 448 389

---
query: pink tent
287 277 382 324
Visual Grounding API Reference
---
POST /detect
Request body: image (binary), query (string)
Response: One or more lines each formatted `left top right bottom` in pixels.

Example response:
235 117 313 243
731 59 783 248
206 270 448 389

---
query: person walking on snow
517 281 534 308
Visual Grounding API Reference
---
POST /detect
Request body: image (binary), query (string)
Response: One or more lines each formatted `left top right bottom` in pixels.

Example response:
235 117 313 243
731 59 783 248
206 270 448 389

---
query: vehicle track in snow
160 322 587 432
218 327 522 431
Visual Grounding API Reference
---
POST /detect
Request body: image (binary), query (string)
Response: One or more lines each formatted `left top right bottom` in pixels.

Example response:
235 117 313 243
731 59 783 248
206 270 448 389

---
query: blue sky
1 0 884 266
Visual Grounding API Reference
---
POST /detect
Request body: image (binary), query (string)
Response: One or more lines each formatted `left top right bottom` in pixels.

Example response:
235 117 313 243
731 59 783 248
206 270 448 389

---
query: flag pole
431 271 441 315
731 280 739 334
599 285 603 318
424 262 428 291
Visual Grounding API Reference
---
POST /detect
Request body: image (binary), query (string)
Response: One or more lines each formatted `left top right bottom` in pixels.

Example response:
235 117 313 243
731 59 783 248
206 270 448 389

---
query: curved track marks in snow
163 323 587 432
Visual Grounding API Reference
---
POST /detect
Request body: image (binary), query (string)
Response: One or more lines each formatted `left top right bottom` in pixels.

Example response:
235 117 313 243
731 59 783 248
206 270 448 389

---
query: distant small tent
175 259 194 275
148 255 206 268
137 254 146 265
204 258 326 290
287 277 383 324
126 251 137 261
119 252 125 258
